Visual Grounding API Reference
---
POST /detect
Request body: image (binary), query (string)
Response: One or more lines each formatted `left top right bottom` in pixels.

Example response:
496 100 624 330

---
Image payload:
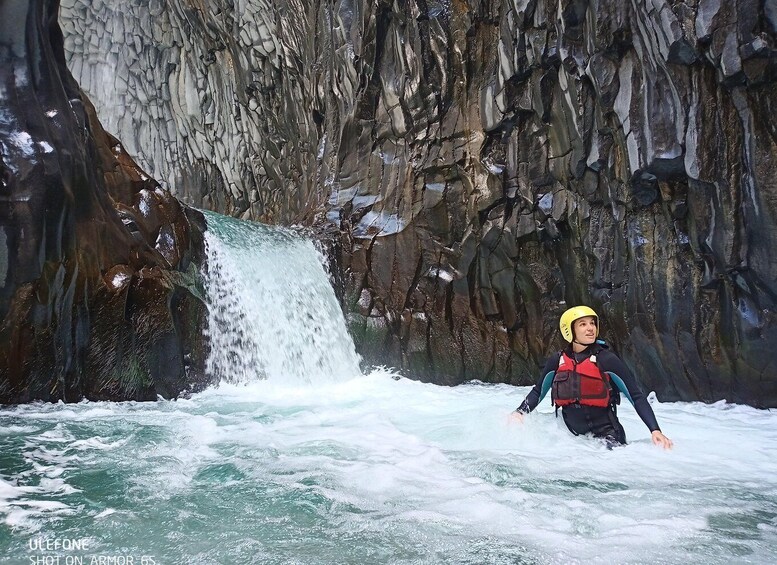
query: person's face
573 316 597 344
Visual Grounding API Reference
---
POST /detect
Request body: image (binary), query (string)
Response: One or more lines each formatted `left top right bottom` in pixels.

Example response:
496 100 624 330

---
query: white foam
202 211 362 384
1 376 775 561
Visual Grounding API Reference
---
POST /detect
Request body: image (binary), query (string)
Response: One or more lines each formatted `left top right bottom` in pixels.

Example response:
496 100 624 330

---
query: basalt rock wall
60 0 777 406
58 0 323 222
0 0 212 403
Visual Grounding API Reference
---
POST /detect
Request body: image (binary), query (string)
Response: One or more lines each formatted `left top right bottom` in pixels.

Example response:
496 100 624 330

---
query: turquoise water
1 377 776 564
2 211 775 564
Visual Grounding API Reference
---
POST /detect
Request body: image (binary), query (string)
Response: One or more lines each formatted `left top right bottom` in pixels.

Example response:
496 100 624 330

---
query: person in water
512 306 673 449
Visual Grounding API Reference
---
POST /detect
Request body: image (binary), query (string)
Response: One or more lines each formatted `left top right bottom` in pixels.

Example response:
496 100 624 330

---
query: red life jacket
551 352 611 408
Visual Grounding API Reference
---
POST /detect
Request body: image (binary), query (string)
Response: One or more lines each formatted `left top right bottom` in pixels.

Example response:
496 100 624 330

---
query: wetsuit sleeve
515 354 559 414
599 351 661 432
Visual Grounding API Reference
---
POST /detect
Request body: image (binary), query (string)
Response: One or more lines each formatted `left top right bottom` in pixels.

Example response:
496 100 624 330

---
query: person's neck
572 341 591 354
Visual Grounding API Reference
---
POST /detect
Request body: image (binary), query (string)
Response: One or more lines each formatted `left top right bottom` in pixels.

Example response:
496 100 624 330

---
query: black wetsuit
516 342 661 446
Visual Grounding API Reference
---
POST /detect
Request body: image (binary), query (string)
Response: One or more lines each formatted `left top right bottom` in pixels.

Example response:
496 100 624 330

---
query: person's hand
651 430 673 449
508 411 525 424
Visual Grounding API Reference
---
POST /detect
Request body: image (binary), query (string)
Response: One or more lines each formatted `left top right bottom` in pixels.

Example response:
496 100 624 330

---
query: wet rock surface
61 0 777 406
0 0 211 403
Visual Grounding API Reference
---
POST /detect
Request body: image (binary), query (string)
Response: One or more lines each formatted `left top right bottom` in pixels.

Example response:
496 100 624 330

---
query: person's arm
515 354 560 414
600 351 673 448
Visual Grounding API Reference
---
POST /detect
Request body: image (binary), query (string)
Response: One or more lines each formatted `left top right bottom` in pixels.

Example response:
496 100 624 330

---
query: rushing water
201 211 362 384
1 213 776 565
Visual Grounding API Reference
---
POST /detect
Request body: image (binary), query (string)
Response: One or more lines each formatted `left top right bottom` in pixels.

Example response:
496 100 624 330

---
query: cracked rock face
0 0 212 403
62 0 777 406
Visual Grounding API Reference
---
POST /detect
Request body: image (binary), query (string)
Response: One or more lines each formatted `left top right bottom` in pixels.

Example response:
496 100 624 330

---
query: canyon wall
59 0 777 405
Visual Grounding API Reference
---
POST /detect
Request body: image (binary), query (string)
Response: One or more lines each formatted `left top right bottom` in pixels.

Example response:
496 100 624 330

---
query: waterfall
201 210 362 383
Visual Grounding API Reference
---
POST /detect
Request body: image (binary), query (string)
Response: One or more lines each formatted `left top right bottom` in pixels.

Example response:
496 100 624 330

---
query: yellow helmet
559 306 599 343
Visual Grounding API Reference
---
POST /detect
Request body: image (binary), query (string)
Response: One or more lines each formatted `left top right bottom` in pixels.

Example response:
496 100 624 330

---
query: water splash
201 210 361 384
1 377 776 564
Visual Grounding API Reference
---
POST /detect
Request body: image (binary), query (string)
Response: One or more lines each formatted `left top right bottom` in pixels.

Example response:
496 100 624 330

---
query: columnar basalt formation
61 1 777 406
0 0 211 403
58 0 321 222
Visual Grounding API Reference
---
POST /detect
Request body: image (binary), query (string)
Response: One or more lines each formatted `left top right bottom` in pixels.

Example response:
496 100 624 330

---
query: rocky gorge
2 0 776 407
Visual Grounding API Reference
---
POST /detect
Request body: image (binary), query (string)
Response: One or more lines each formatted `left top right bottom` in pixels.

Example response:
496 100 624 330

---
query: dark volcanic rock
61 0 777 406
0 0 211 403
